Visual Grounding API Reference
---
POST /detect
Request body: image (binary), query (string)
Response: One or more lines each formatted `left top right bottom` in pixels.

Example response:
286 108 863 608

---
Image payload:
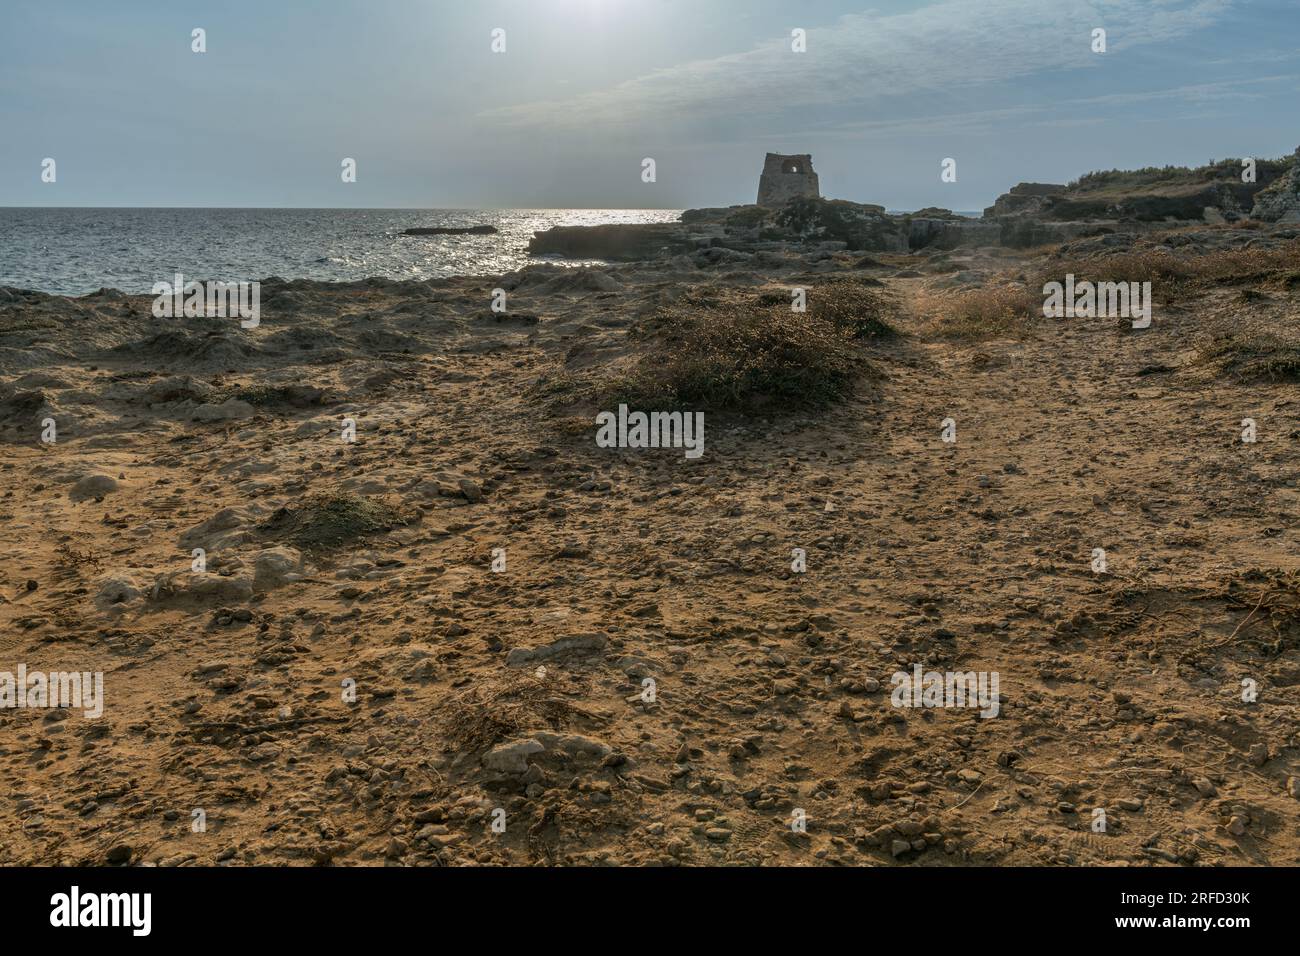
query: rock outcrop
982 183 1066 219
1251 148 1300 222
525 148 1300 262
402 225 498 236
527 223 701 260
908 217 1001 250
769 197 907 251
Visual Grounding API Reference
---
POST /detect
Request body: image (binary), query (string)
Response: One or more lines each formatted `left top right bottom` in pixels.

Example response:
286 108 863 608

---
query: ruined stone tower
757 152 820 206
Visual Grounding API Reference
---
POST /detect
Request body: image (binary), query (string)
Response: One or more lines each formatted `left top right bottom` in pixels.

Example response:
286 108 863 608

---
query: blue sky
1 0 1295 209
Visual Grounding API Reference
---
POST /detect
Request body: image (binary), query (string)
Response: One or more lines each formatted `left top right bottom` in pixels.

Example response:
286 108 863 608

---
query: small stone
246 743 280 762
71 474 118 500
106 844 132 865
482 738 543 775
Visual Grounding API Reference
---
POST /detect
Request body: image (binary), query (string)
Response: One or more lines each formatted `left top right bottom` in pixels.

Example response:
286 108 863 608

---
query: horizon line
0 203 989 214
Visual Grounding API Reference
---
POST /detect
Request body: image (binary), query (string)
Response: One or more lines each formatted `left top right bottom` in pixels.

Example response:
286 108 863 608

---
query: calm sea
0 208 683 296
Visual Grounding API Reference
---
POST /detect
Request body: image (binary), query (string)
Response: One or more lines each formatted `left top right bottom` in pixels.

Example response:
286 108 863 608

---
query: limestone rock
191 398 255 422
252 547 305 590
983 182 1066 219
70 474 118 500
178 506 262 553
95 572 148 609
483 738 544 774
505 633 607 666
1251 149 1300 222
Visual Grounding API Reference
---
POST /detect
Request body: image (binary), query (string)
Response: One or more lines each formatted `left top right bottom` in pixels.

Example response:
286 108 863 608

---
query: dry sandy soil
1 226 1298 866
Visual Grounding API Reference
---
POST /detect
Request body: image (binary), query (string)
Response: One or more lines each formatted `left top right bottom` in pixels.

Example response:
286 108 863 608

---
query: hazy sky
1 0 1295 209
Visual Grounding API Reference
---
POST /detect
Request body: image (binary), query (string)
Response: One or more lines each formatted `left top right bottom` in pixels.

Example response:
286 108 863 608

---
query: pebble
106 844 132 865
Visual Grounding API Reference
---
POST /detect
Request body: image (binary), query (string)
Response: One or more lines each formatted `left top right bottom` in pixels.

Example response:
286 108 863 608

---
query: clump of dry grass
439 670 584 755
1039 250 1191 287
593 281 894 413
928 239 1300 342
808 278 899 340
918 282 1039 340
54 542 102 578
1041 239 1300 290
1192 331 1300 382
259 491 408 551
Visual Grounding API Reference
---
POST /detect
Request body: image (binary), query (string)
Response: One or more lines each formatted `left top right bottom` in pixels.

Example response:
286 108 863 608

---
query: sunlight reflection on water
0 208 683 295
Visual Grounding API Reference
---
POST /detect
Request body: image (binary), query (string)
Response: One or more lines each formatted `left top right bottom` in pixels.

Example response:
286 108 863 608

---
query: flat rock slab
505 632 607 666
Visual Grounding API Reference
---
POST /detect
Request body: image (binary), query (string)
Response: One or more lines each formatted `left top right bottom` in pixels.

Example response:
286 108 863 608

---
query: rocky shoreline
529 147 1300 260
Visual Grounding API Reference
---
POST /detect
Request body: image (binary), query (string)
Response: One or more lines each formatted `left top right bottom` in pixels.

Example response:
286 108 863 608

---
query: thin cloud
482 0 1233 131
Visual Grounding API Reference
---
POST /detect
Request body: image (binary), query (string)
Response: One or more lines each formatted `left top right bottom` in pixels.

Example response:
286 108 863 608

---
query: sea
0 208 684 297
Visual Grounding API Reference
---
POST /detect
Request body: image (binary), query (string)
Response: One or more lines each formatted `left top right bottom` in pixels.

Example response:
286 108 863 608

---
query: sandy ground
1 232 1298 866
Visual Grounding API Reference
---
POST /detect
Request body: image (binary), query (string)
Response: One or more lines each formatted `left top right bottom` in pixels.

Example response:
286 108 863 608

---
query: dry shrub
54 542 102 578
1193 331 1300 382
607 282 891 412
919 283 1039 340
925 239 1300 343
808 278 898 339
439 670 582 755
1042 239 1300 290
1040 250 1191 286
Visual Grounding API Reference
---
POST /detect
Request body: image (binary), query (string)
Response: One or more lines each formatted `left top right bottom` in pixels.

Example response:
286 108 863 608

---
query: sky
0 0 1296 210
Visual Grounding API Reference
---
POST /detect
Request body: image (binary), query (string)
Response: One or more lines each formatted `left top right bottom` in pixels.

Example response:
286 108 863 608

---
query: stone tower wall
757 152 820 206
